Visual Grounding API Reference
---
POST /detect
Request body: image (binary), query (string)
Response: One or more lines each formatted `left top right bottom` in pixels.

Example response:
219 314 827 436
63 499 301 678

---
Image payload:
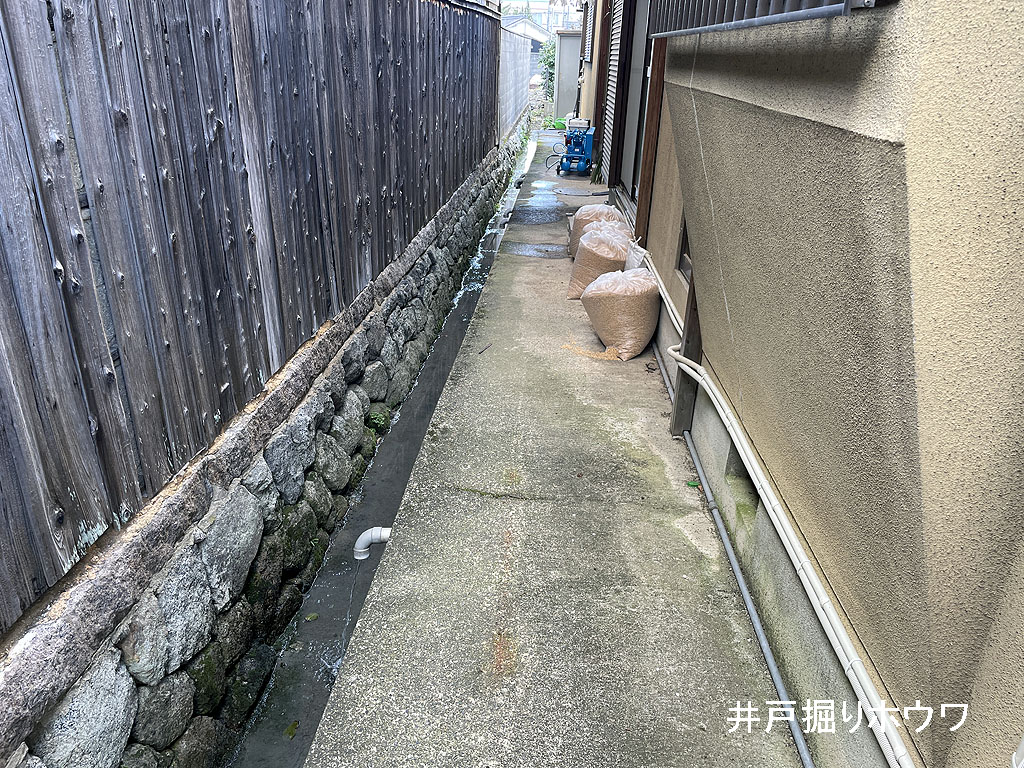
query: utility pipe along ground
666 346 915 768
683 431 815 768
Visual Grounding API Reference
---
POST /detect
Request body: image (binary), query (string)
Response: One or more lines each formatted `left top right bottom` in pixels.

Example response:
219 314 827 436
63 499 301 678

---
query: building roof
501 15 552 43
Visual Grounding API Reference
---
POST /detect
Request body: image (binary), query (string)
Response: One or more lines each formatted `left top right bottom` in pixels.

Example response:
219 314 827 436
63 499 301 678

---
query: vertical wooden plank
669 281 703 436
0 14 112 609
225 0 285 371
51 0 186 492
0 0 141 522
634 36 667 247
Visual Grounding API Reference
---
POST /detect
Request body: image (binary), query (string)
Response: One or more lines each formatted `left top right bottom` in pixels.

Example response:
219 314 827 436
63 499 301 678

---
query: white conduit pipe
353 526 391 561
665 345 915 768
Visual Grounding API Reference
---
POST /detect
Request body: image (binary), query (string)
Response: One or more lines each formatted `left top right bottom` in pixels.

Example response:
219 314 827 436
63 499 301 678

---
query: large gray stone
272 580 304 636
301 473 332 524
359 425 379 457
264 387 330 505
29 648 137 768
264 419 314 506
3 745 46 768
386 362 415 407
159 544 214 672
323 353 348 408
386 303 417 345
278 501 316 574
349 385 370 418
313 432 352 493
214 598 255 668
244 535 283 627
119 743 167 768
348 455 367 492
379 335 400 375
167 717 233 768
358 360 389 402
119 593 169 686
363 313 387 357
305 384 335 431
240 455 278 511
120 541 214 684
341 332 367 383
330 390 364 455
324 495 347 534
240 455 273 495
198 484 263 611
220 645 276 729
184 644 226 717
130 673 194 750
407 335 430 368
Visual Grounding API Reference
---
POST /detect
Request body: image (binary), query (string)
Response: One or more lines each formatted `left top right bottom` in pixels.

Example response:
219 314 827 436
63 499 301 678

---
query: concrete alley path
304 134 802 768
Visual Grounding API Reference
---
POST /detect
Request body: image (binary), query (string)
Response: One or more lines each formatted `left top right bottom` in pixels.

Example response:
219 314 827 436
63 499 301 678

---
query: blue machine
557 125 595 176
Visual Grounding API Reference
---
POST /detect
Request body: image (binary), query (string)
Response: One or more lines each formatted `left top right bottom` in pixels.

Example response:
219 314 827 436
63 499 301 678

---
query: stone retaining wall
0 128 525 768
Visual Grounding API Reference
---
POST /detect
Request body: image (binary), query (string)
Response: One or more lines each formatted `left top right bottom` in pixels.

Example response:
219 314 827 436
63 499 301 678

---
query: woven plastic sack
625 241 648 270
568 230 630 300
569 204 627 257
580 268 660 361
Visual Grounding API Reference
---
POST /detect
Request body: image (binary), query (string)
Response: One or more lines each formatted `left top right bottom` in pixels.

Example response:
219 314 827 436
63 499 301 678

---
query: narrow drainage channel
228 137 536 768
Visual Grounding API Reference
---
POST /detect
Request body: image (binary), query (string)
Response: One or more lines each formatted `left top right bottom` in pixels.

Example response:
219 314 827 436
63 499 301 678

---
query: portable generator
557 118 595 176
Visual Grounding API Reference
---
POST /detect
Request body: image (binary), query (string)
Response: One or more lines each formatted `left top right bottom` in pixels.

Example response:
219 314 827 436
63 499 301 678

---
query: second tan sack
568 204 628 257
568 230 630 300
580 219 634 256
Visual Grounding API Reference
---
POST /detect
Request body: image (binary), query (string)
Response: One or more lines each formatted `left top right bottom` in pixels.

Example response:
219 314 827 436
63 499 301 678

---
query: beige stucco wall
646 3 1024 766
904 3 1024 766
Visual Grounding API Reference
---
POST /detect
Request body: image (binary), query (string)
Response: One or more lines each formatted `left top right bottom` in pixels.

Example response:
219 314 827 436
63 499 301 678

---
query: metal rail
650 0 851 38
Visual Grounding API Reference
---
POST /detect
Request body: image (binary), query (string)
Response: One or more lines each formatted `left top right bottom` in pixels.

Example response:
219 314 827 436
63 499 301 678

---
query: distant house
501 15 551 75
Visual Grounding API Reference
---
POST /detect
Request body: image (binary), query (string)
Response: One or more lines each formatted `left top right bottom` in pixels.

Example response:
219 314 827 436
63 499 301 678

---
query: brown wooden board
633 36 666 247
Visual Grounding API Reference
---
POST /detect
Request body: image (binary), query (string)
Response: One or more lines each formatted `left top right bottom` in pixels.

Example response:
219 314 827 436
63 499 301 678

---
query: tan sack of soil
568 230 630 299
580 268 660 361
569 204 627 257
581 218 634 251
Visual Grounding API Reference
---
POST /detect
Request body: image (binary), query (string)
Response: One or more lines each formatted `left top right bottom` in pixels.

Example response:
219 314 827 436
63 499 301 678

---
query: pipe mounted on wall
665 345 915 768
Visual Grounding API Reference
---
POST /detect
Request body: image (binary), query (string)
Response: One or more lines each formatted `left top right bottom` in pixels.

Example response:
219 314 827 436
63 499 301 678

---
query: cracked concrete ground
304 133 802 768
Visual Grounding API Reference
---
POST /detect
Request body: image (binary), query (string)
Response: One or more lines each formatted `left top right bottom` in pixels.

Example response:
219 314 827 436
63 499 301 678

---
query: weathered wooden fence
0 0 501 633
499 28 532 139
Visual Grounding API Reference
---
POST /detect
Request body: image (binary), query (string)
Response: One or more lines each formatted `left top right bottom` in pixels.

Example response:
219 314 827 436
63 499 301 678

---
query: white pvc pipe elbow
353 526 391 561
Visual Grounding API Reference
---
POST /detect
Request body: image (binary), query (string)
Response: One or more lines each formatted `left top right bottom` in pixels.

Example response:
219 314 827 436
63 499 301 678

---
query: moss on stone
185 643 227 716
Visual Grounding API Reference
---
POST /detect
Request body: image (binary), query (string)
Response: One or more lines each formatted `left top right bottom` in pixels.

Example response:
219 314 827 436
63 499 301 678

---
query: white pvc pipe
666 345 915 768
353 526 391 561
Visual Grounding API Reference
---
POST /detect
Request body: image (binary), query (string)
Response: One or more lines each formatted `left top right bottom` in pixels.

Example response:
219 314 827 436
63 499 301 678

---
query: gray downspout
683 431 816 768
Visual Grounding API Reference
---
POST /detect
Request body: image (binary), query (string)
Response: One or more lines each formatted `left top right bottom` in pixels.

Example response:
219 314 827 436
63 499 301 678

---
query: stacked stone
4 133 523 768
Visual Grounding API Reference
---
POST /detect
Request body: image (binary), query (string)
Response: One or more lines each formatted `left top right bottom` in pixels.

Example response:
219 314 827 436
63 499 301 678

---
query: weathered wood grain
0 0 502 635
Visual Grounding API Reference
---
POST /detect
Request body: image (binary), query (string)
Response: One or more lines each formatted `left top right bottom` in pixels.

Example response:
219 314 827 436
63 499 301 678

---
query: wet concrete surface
499 241 569 259
227 143 534 768
303 131 802 768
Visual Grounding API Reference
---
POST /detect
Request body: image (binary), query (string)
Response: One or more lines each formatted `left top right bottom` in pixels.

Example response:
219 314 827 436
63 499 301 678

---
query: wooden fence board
0 12 113 611
0 0 504 635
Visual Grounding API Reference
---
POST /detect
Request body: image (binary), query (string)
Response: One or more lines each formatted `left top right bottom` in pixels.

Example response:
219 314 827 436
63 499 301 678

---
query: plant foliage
539 39 555 101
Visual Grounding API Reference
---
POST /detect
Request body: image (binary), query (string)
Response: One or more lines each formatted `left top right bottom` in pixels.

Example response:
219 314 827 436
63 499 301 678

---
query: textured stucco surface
660 65 926 734
903 3 1024 766
691 389 887 768
646 2 1024 765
